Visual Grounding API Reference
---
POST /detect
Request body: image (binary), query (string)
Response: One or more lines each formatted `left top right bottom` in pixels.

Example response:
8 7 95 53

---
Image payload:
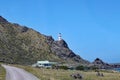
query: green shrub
76 65 85 70
90 66 99 70
59 66 68 70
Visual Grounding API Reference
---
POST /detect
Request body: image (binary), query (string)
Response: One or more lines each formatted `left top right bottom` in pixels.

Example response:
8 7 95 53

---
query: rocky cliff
0 16 89 65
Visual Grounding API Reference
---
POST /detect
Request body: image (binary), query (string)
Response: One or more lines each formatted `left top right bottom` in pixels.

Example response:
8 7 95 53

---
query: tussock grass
0 64 6 80
14 65 120 80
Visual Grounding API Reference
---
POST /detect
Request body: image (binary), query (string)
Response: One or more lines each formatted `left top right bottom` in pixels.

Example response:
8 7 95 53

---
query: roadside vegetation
14 65 120 80
0 64 6 80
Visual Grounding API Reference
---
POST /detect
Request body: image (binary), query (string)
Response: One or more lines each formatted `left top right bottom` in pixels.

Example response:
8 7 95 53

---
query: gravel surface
2 64 40 80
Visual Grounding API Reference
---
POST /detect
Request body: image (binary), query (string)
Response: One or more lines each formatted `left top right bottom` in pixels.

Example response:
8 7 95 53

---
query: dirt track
2 64 40 80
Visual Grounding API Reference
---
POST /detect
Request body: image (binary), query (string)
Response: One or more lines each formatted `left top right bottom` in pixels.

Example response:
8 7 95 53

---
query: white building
32 60 57 68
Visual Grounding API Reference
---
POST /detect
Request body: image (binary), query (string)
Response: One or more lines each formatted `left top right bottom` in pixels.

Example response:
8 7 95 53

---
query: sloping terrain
0 16 89 65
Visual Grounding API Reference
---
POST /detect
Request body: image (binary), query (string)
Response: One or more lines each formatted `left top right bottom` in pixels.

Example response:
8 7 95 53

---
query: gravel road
2 64 40 80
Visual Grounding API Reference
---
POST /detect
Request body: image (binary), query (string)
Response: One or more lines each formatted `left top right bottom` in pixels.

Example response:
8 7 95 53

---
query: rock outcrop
51 39 89 64
92 58 120 69
92 58 111 69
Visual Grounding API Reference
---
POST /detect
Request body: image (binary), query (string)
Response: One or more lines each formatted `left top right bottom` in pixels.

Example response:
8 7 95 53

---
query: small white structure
32 60 57 68
58 33 62 41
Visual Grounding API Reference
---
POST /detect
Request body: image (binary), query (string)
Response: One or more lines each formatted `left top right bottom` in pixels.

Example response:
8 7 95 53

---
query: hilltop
92 58 120 69
0 16 89 65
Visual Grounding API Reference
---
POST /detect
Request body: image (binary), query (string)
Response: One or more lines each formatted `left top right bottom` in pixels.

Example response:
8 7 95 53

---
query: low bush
59 66 68 70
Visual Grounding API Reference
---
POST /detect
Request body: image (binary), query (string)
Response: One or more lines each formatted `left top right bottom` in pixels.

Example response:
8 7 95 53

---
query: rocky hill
92 58 120 69
92 58 111 69
0 16 89 65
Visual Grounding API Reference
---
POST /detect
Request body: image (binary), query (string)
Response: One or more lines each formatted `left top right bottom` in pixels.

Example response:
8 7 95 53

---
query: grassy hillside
0 22 62 64
0 16 89 65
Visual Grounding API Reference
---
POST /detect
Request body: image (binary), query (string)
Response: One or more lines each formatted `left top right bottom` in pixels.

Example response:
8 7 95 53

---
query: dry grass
1 64 120 80
15 65 120 80
0 64 6 80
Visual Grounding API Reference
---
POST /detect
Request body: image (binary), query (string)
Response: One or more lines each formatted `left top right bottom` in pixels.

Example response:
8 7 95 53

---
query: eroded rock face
54 39 68 48
51 40 74 58
50 39 89 64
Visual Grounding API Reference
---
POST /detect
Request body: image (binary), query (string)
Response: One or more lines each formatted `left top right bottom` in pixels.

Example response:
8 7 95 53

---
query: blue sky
0 0 120 63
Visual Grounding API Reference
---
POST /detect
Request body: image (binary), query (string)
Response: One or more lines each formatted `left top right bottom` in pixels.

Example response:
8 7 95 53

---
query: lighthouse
58 33 62 41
